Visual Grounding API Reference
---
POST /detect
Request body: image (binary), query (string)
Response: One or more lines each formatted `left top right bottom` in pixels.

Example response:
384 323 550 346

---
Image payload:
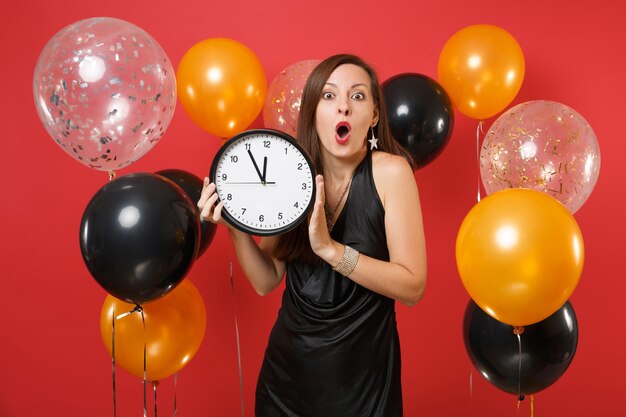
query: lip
335 121 351 145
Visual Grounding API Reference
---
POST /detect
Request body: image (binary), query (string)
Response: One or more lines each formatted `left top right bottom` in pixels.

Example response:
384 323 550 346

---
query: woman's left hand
308 175 337 261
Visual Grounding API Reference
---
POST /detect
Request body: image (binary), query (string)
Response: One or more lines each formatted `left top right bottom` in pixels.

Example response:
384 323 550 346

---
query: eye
351 92 366 100
322 91 335 100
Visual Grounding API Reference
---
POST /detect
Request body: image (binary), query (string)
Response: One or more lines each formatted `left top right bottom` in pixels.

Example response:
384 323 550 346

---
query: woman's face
315 64 379 160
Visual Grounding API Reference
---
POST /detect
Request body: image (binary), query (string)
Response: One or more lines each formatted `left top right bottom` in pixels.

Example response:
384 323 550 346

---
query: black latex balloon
383 73 454 169
463 300 578 396
79 173 200 304
156 169 216 258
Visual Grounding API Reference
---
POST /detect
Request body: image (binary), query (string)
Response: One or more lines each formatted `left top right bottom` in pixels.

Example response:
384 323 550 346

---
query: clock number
284 147 288 154
297 163 303 170
294 202 299 208
221 173 227 180
301 183 307 190
227 193 233 201
242 208 247 214
278 212 283 220
259 215 265 222
263 140 271 148
230 155 239 163
245 143 251 151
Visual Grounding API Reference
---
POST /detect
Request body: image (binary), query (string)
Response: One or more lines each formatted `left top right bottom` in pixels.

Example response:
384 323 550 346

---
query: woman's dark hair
272 54 414 264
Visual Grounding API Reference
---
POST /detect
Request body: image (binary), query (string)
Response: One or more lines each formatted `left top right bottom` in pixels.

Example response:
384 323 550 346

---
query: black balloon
383 73 454 169
156 169 216 258
80 173 200 304
463 300 578 396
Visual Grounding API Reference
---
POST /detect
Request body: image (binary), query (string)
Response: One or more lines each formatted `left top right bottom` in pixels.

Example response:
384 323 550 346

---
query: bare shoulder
372 151 413 177
371 151 416 204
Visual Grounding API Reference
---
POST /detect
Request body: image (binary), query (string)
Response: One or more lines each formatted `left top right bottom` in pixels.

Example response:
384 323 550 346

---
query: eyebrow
324 82 370 89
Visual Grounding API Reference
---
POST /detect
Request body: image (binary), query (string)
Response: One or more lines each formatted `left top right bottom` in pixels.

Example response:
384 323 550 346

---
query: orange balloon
100 279 206 381
438 24 525 120
177 38 267 138
456 189 584 326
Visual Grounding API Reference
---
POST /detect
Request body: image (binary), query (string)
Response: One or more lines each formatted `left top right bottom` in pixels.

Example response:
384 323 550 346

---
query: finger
197 178 210 208
308 175 325 223
200 180 215 202
200 202 212 221
311 175 326 225
213 201 225 222
197 180 215 209
315 174 325 205
200 191 219 221
315 174 326 213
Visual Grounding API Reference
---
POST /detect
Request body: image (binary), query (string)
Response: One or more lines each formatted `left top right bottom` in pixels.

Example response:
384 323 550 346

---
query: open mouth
335 122 351 144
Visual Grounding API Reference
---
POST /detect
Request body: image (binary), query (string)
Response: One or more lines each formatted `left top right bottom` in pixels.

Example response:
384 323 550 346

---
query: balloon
263 59 321 136
464 299 578 395
100 279 206 381
480 100 601 213
33 17 176 172
156 169 216 258
383 73 454 169
456 188 584 326
438 24 525 120
80 173 199 304
177 38 266 138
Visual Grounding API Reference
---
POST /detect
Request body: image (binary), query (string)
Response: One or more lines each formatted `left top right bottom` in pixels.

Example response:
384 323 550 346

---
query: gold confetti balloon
263 59 320 137
33 17 176 172
480 100 600 213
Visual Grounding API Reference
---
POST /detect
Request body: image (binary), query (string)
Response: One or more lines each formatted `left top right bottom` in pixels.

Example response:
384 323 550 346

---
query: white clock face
210 130 316 236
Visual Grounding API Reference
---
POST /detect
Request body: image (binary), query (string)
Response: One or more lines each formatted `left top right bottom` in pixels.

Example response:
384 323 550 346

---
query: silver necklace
325 171 355 231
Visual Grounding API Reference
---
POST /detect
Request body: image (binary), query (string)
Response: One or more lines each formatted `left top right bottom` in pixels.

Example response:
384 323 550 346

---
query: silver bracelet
333 245 360 276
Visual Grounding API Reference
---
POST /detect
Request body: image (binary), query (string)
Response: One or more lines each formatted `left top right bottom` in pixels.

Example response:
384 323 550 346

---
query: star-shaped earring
368 127 378 150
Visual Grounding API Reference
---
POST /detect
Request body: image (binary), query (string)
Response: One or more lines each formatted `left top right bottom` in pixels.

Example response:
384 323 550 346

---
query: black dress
255 151 403 417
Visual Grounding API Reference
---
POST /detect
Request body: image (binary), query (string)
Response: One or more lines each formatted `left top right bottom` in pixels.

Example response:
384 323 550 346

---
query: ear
372 108 379 127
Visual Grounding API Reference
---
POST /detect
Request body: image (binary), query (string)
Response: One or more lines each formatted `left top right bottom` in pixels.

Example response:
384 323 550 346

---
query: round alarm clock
209 129 316 236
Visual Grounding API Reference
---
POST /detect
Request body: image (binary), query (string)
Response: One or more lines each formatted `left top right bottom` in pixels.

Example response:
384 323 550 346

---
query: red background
1 0 624 416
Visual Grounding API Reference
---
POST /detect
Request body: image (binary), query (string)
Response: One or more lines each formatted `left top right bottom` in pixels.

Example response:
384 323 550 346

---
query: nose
337 100 350 116
337 96 350 116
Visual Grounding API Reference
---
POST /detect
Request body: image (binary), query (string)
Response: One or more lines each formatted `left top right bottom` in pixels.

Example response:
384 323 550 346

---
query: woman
198 54 427 416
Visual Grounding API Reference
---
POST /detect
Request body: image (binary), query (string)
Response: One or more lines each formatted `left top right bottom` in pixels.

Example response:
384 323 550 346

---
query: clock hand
247 150 264 182
224 181 276 184
262 156 267 183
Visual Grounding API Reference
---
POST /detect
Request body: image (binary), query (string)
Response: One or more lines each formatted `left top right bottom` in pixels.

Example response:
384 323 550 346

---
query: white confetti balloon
33 17 176 172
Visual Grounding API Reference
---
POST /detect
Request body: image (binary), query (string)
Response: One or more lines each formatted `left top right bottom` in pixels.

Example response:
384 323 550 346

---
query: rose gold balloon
263 59 320 136
480 100 600 213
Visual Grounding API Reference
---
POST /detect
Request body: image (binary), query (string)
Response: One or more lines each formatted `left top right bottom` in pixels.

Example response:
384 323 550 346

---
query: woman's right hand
197 177 231 228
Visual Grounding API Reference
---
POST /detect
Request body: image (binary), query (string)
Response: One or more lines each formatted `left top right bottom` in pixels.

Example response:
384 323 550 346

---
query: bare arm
198 180 286 295
308 154 427 306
